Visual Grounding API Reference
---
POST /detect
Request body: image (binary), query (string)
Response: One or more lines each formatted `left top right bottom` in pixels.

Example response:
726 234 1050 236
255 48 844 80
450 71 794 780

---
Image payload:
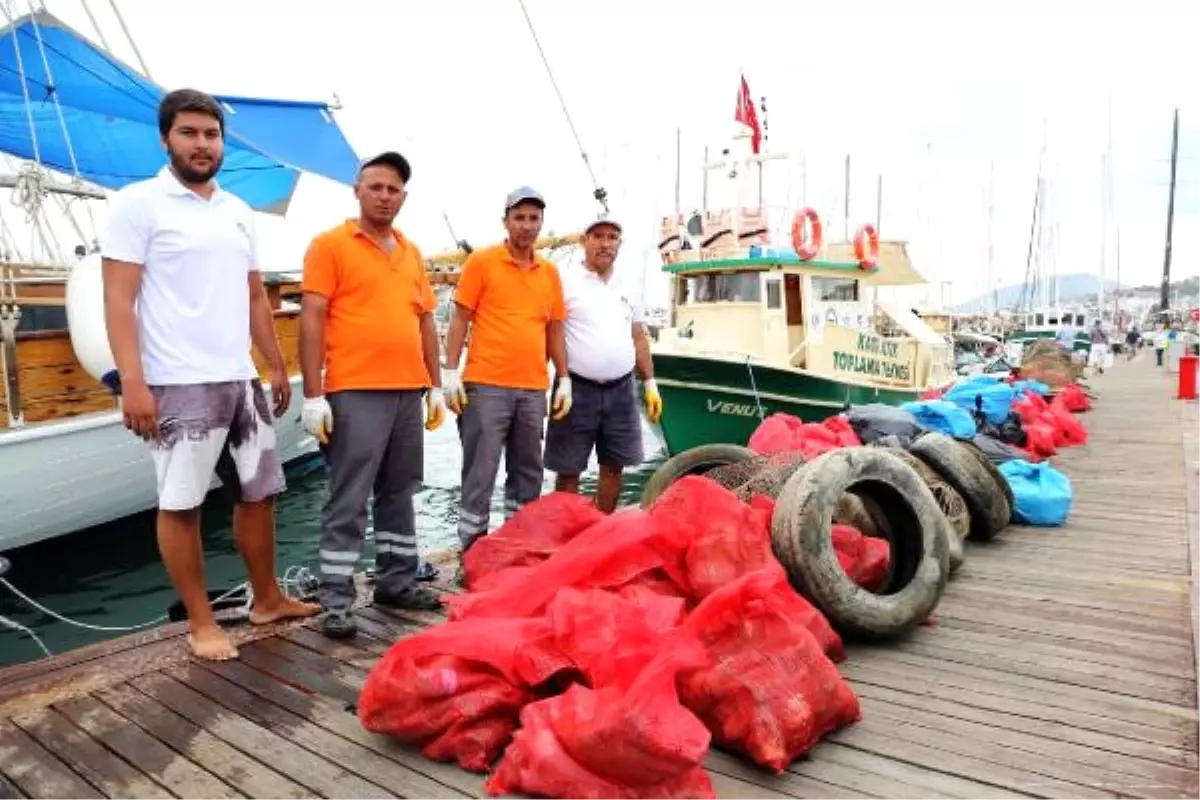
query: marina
0 355 1196 799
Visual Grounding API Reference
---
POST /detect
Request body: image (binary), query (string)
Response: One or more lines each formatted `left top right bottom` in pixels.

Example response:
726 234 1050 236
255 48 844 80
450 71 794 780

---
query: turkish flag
734 75 762 154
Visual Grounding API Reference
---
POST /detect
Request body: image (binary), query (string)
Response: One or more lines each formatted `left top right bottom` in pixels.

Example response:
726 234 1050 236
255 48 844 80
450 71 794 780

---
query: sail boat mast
1160 108 1179 311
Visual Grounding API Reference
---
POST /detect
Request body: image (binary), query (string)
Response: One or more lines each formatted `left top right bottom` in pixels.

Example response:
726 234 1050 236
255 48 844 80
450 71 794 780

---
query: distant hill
954 274 1123 313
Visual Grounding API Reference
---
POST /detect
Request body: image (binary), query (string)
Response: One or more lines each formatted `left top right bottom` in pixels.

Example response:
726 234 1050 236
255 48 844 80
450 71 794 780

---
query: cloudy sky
11 0 1200 307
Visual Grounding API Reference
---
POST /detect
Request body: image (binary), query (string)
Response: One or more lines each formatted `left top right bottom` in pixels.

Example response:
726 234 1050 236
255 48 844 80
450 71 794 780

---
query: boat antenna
442 210 472 254
516 0 609 215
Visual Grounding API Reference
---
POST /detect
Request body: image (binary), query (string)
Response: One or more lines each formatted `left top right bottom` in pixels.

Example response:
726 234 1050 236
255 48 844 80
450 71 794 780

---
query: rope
105 0 151 78
3 0 43 167
744 356 766 420
0 565 320 656
27 7 84 182
515 0 608 214
78 0 112 51
10 161 47 222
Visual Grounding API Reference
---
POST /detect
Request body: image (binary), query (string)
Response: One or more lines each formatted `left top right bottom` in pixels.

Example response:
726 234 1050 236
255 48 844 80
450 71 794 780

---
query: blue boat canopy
0 11 361 214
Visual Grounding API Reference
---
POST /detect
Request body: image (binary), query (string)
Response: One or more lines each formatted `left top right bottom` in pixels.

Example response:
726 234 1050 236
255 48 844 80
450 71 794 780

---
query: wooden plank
132 670 393 798
96 683 312 800
167 663 461 799
847 679 1197 770
9 707 171 798
0 720 101 799
0 771 25 800
195 658 483 798
812 741 1034 799
857 695 1198 796
54 694 243 799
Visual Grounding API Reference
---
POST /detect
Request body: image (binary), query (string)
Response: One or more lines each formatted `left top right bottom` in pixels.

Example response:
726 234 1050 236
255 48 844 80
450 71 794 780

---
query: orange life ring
854 223 879 270
790 207 822 261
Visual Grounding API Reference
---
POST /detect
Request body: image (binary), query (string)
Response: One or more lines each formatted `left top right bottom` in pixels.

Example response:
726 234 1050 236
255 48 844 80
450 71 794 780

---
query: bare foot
249 595 321 626
187 626 239 661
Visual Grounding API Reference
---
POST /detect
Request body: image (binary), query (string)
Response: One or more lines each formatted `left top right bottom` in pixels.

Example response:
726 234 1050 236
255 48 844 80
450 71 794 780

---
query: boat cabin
653 236 955 391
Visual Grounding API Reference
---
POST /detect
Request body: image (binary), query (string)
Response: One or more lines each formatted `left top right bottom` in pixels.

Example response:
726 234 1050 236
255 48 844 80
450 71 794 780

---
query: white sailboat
0 6 364 551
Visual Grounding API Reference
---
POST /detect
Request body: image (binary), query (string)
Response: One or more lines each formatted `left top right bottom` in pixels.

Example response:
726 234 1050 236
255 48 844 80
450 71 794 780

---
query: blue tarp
942 381 1018 426
900 400 976 439
998 459 1073 526
0 11 361 213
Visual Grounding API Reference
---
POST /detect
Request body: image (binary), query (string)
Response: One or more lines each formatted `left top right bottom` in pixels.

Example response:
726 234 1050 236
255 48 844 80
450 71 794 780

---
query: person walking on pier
102 89 318 662
442 187 571 583
300 151 447 638
1088 320 1110 375
544 216 663 513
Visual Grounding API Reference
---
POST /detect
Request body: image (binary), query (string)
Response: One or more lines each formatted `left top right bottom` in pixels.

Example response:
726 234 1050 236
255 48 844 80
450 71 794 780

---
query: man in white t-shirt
543 217 664 512
101 89 318 662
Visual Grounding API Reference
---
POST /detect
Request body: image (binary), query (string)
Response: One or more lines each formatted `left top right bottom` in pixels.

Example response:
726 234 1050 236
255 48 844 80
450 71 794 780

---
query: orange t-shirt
453 243 566 391
301 220 436 392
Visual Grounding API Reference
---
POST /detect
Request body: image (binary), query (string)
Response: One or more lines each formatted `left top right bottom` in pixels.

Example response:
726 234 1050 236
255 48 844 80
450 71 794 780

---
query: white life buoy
66 253 119 388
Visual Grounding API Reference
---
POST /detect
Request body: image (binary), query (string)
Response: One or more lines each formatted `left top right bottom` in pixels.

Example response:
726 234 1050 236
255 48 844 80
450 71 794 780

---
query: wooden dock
1 354 1197 799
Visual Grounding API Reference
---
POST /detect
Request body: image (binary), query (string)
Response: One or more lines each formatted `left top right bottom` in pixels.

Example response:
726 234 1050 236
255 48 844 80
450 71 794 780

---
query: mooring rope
0 565 320 656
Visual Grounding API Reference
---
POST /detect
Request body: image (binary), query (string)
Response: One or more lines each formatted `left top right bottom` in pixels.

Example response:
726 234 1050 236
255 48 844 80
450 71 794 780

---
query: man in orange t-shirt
442 187 570 582
299 151 446 638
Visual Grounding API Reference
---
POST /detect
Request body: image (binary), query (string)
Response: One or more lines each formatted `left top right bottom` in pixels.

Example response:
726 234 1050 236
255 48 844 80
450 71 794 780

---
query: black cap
359 151 411 183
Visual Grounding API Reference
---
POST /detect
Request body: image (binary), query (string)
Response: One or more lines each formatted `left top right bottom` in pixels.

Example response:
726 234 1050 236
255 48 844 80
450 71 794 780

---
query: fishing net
1019 339 1085 387
703 452 809 502
880 448 970 543
701 453 890 535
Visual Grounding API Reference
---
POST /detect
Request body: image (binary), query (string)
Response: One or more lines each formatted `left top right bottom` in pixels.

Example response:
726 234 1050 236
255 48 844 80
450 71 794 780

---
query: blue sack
942 381 1018 425
1011 379 1051 397
998 459 1073 526
900 400 976 440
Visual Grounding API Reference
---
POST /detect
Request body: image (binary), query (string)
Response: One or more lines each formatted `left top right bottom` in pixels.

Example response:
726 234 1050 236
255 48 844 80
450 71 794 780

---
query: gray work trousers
318 390 424 610
455 384 547 550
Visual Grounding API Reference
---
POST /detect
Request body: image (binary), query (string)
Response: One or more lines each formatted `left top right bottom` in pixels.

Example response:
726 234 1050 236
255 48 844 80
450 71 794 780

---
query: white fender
66 253 119 386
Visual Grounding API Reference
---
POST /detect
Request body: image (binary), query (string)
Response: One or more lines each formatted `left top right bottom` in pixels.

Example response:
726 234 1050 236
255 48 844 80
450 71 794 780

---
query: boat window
1075 313 1085 326
1047 315 1059 326
682 272 762 304
811 276 859 302
765 279 782 310
1034 313 1045 326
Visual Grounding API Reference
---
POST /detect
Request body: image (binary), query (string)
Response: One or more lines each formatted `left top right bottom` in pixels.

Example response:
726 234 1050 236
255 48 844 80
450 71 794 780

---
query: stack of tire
639 433 1013 641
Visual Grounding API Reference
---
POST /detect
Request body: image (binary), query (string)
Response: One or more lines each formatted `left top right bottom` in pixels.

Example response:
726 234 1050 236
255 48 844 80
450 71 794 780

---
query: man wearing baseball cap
543 215 663 513
442 186 570 584
299 150 447 638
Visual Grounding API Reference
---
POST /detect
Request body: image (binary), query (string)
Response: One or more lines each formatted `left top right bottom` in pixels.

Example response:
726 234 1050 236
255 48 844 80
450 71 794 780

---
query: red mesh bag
447 510 665 622
1012 391 1050 425
831 523 891 593
614 567 686 602
747 413 861 458
545 587 688 689
1023 421 1058 459
1055 383 1092 412
463 492 605 590
679 569 860 772
1046 396 1088 447
648 476 783 602
357 618 572 772
486 633 715 799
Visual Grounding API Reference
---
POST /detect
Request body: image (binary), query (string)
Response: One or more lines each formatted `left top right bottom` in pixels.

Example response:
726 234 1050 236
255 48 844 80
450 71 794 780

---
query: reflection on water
0 419 666 666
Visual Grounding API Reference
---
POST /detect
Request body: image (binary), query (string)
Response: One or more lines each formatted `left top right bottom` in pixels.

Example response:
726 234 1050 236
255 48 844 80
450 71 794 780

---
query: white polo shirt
102 167 259 386
562 263 644 383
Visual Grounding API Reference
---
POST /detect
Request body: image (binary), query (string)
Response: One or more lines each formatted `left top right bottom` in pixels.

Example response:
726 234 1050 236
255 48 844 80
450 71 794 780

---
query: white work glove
443 367 467 414
550 375 573 421
425 387 447 431
302 395 333 444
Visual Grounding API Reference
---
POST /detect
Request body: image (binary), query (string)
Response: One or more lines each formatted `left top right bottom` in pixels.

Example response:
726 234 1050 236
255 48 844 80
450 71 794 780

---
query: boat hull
649 353 920 456
0 376 318 552
1008 330 1091 353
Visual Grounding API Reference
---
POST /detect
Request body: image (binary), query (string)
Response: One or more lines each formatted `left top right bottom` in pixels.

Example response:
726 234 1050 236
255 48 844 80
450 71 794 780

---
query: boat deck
1 354 1196 799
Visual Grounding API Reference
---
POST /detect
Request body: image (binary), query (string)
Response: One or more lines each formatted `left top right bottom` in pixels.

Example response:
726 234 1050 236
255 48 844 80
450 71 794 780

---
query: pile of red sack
747 413 861 458
1011 389 1089 461
358 480 884 798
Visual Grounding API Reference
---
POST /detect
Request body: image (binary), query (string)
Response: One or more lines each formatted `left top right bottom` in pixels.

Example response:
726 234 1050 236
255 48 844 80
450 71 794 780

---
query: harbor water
0 418 667 667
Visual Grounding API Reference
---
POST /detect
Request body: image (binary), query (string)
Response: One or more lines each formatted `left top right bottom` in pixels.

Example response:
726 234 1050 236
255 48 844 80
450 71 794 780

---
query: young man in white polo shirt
543 217 664 512
102 89 318 662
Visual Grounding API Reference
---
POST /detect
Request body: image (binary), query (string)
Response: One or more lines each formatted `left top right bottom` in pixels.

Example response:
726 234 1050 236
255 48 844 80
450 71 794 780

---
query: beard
168 147 222 184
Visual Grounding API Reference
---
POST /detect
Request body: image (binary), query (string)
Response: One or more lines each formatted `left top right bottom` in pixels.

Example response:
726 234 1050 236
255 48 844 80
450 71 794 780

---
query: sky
7 0 1200 308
